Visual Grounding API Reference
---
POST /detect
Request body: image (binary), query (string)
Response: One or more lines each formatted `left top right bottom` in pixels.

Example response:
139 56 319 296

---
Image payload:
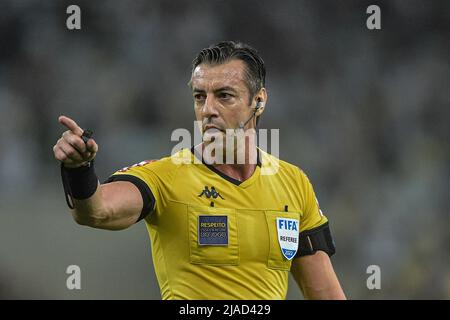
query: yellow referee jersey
106 147 329 300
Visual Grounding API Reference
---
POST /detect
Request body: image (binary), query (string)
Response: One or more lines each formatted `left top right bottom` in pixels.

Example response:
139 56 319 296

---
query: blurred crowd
0 0 448 299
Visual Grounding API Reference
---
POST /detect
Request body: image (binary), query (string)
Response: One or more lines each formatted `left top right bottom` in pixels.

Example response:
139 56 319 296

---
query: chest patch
276 217 299 260
198 215 228 246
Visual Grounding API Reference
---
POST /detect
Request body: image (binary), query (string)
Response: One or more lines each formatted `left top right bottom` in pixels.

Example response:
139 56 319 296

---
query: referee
53 41 346 300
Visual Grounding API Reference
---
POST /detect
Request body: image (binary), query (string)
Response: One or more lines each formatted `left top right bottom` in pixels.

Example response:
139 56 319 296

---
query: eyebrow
192 86 238 94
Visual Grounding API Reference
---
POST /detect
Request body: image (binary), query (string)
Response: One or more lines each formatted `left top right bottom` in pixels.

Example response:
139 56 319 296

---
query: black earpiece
255 99 263 110
237 99 264 130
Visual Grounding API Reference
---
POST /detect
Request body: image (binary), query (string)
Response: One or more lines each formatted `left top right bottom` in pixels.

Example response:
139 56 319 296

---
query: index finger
58 115 83 136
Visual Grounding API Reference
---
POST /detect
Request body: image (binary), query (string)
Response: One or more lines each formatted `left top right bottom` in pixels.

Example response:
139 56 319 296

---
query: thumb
86 138 98 153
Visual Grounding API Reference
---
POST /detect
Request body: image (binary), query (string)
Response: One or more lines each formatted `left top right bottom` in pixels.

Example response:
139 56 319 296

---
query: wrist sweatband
61 160 99 209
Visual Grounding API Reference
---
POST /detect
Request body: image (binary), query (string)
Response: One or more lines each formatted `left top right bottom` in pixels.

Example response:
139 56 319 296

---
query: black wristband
61 160 99 209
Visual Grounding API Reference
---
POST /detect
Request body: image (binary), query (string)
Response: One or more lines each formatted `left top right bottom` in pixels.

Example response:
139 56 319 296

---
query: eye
194 94 206 102
219 92 234 100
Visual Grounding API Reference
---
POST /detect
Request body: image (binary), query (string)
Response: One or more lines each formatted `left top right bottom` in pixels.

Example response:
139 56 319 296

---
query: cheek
193 105 202 119
224 103 245 119
221 112 242 129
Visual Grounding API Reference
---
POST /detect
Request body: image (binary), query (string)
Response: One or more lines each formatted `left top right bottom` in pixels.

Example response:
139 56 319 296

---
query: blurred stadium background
0 0 448 299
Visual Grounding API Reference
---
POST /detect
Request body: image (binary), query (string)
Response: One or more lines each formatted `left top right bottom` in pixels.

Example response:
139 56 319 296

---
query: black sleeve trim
295 222 336 258
103 174 155 222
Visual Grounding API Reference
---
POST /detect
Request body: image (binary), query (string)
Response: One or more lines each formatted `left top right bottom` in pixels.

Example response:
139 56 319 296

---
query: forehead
191 59 248 91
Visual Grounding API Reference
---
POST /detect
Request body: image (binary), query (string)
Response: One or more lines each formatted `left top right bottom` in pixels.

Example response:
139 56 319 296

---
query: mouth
203 125 224 133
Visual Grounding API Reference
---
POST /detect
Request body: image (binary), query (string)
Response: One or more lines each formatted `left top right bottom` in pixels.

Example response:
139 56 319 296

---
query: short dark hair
190 41 266 105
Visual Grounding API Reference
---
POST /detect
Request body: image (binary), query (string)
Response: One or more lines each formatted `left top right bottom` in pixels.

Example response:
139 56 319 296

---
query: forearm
61 160 108 226
61 161 143 230
70 180 143 230
71 183 110 227
299 269 346 300
292 251 346 300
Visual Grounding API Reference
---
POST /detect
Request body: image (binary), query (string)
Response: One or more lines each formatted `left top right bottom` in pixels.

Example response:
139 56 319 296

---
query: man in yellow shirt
53 41 345 300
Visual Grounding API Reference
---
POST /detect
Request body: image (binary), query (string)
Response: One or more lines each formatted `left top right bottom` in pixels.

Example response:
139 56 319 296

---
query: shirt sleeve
297 169 329 233
104 160 160 222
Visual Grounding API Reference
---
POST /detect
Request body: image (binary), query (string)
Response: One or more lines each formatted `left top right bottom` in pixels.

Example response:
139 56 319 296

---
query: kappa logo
198 186 224 199
276 218 300 260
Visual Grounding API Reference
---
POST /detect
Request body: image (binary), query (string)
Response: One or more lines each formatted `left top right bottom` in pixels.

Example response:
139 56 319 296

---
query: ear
254 88 267 116
255 101 265 116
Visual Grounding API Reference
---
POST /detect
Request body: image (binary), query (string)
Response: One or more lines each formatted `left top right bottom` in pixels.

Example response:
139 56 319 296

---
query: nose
201 95 219 120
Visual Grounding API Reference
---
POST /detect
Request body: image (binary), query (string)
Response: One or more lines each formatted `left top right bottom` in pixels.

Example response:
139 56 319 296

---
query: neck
213 158 257 183
197 138 259 182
